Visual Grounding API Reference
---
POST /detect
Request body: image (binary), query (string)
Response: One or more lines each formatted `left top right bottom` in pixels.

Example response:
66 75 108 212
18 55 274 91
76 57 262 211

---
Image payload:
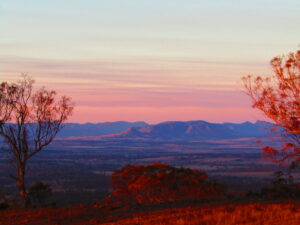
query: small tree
0 75 73 206
0 189 6 202
242 50 300 168
0 189 8 210
28 181 52 207
259 171 300 199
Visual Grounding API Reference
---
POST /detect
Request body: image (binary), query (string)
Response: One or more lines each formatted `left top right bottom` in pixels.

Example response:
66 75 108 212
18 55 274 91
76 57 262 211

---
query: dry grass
0 205 97 225
1 202 300 225
100 202 300 225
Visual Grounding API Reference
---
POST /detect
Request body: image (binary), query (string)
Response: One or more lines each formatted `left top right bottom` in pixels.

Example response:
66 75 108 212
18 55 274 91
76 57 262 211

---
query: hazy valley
0 120 287 206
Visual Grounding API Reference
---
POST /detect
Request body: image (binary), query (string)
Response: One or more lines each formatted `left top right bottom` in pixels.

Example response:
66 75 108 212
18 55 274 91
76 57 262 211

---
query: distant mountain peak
96 120 270 141
58 120 272 141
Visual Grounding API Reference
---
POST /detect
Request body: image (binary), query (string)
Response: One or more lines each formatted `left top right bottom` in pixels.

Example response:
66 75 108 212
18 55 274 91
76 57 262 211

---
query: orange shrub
104 163 224 207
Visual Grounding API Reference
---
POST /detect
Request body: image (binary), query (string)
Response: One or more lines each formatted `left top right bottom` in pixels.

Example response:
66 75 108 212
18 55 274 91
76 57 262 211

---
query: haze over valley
0 120 285 205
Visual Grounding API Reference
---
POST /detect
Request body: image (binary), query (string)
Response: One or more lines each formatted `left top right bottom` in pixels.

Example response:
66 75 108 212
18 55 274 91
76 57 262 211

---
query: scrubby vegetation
1 163 300 225
247 170 300 200
1 201 300 225
104 163 225 208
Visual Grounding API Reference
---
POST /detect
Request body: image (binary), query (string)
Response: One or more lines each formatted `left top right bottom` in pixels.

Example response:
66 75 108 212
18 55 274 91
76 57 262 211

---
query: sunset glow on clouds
1 0 299 123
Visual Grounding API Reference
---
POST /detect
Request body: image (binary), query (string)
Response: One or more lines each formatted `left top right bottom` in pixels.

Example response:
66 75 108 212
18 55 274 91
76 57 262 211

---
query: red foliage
243 50 300 166
104 163 224 207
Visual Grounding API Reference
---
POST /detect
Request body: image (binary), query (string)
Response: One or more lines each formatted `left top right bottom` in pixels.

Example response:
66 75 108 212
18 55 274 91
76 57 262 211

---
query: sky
1 0 299 124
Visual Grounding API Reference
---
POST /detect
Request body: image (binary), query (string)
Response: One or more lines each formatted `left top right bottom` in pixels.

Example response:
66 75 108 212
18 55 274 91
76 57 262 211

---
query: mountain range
57 121 148 138
61 120 273 140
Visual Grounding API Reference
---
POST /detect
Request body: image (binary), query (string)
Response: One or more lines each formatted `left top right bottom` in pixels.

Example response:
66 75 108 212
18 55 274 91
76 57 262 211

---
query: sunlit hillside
1 202 300 225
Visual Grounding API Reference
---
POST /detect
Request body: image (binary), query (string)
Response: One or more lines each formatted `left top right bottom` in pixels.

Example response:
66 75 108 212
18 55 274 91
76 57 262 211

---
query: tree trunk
16 166 29 207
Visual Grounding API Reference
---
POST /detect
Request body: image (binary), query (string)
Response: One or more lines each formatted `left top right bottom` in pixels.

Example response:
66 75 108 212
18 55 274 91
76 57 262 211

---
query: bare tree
0 75 74 206
242 50 300 168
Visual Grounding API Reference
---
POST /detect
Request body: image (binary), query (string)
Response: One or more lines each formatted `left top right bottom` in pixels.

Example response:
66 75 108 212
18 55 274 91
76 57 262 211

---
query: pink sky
1 1 299 124
1 57 268 123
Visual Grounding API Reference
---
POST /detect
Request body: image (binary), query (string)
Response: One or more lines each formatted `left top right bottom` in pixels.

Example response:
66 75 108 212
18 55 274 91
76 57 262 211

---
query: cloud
0 56 257 122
